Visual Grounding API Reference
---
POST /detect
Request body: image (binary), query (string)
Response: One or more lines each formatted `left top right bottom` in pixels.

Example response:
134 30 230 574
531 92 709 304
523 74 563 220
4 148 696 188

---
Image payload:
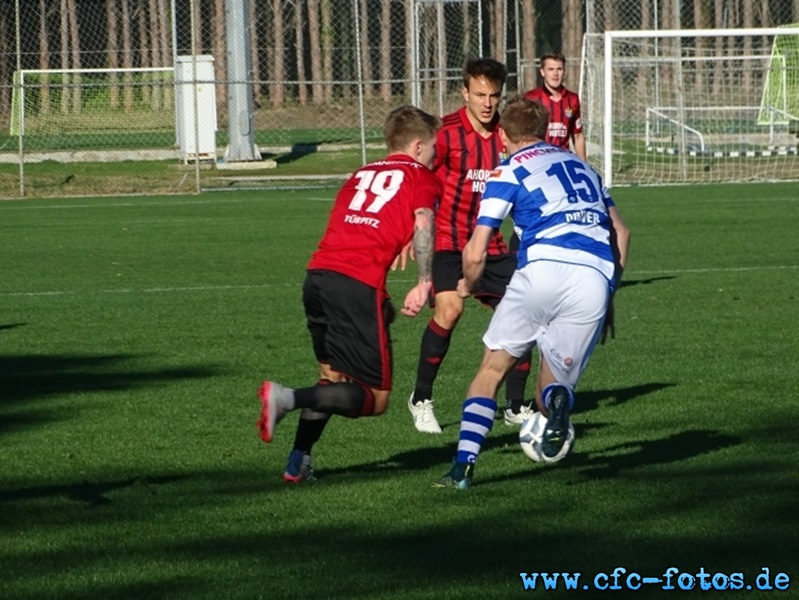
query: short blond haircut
383 105 441 153
500 96 549 144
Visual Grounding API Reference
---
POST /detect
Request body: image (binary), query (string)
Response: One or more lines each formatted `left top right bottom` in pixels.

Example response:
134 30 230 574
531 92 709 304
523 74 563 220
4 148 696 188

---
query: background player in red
257 105 439 483
407 58 533 433
524 52 586 161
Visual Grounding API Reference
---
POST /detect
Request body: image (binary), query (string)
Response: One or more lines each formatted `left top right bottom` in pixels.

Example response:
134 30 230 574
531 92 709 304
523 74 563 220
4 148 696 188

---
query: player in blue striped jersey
435 96 631 490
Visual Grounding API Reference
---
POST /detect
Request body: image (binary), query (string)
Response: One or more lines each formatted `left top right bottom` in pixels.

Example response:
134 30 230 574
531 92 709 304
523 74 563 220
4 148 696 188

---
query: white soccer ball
519 411 575 463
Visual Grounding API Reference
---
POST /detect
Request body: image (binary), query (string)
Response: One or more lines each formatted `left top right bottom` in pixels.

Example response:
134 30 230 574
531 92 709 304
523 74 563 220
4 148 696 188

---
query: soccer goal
581 27 799 186
10 67 176 156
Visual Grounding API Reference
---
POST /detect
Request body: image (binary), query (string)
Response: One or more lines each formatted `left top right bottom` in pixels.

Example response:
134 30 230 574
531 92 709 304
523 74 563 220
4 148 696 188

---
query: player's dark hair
500 96 548 144
539 52 566 68
383 105 441 152
462 57 507 89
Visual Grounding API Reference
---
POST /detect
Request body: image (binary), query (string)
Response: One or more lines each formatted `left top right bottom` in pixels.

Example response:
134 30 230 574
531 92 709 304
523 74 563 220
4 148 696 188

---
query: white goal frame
597 27 799 187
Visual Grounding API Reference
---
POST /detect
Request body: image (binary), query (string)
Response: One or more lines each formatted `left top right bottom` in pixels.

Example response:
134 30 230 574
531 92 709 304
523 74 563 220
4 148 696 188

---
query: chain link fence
1 1 798 197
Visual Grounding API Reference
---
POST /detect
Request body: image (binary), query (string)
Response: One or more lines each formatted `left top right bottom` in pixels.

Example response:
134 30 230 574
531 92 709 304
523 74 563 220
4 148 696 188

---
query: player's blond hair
383 105 441 152
500 96 549 144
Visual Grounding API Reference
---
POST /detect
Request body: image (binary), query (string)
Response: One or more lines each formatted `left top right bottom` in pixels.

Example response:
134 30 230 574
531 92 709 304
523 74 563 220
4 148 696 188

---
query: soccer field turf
1 183 797 598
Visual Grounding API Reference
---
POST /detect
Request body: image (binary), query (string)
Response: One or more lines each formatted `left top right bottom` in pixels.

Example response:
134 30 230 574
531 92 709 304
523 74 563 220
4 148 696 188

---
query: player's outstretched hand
600 298 616 344
391 242 415 271
401 281 431 317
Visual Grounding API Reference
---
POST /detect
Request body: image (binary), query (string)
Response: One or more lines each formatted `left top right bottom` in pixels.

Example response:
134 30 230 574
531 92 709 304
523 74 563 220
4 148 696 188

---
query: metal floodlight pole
224 0 261 162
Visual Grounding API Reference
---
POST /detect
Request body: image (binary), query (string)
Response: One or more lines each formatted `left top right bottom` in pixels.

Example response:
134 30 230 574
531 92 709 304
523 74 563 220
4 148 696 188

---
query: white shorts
482 260 609 387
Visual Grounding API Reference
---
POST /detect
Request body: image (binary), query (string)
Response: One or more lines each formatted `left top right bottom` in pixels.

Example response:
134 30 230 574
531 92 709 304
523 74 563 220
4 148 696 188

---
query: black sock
413 319 452 403
292 412 332 454
293 381 375 418
505 348 532 413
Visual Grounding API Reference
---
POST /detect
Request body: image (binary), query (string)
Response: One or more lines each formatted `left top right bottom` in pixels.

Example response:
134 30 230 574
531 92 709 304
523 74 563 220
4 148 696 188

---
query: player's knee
371 391 390 415
435 305 463 329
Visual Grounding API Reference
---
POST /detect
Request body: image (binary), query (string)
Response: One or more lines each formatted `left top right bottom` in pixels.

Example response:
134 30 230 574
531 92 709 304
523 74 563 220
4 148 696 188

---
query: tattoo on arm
413 207 434 283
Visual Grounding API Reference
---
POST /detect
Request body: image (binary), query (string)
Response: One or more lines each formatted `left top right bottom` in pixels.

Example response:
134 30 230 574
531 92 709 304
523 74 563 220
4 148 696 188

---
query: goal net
10 67 176 157
581 28 799 186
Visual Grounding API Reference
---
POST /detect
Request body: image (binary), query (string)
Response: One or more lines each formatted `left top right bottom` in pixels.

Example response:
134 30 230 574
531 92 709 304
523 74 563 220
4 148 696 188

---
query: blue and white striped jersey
476 142 619 291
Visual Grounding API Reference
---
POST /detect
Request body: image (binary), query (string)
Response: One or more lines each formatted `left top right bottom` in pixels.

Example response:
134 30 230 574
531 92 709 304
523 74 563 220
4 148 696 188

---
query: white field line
1 265 797 298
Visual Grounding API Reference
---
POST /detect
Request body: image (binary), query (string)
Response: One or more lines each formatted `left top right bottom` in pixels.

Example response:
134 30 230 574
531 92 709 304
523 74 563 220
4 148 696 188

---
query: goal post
758 24 799 127
581 28 799 187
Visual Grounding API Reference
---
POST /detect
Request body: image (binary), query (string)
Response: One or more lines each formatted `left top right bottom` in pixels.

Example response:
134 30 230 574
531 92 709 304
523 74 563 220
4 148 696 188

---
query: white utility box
175 55 217 162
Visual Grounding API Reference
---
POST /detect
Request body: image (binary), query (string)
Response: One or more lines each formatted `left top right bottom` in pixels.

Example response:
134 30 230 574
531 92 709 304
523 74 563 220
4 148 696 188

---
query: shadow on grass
0 353 220 405
619 275 675 289
577 382 676 413
0 323 27 331
0 475 187 507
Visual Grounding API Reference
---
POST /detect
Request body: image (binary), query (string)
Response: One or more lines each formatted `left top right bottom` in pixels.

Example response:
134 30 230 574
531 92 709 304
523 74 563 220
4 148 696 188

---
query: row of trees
2 0 799 118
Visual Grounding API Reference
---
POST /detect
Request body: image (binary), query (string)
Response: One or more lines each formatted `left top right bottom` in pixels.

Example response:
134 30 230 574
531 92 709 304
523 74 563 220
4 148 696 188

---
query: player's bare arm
601 205 632 343
573 131 587 161
401 207 434 317
413 207 435 284
458 224 492 297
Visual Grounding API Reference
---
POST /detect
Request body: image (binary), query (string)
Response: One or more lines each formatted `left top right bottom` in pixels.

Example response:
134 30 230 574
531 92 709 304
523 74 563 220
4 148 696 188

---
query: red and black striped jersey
524 86 583 151
432 107 508 255
308 153 440 291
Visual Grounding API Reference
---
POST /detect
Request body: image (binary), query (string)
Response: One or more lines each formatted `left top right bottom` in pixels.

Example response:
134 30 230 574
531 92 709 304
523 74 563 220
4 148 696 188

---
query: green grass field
1 183 798 599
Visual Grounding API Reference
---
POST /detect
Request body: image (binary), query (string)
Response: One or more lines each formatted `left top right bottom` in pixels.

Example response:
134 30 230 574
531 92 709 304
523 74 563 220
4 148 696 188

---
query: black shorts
303 270 396 390
432 251 516 308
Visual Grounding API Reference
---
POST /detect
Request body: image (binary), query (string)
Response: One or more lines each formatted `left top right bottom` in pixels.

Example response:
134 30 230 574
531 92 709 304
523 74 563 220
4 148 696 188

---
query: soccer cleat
257 381 290 443
408 394 442 434
503 403 534 426
283 449 316 484
434 460 474 490
540 386 571 459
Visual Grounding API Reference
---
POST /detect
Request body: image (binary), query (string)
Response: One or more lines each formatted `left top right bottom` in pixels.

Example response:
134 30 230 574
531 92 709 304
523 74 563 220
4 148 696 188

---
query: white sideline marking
2 265 797 298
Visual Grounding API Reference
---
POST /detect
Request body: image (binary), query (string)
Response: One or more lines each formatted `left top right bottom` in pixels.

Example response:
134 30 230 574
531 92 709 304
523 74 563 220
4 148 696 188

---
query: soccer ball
519 411 575 463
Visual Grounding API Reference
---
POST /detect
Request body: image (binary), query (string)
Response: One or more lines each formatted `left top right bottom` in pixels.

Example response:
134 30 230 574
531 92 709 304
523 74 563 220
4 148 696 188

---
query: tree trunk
295 0 307 105
308 0 324 104
637 0 651 103
60 0 70 113
270 0 285 108
322 0 333 102
148 0 163 110
156 0 174 107
562 0 582 83
250 0 262 106
68 0 82 114
713 0 724 98
379 0 391 102
359 0 373 100
520 0 535 90
742 0 754 98
213 0 227 114
119 0 133 113
692 0 706 96
39 0 52 115
492 0 505 64
138 3 152 107
0 11 8 114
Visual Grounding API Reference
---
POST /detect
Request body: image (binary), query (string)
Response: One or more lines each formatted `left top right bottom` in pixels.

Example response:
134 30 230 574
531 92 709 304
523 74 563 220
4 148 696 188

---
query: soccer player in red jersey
524 52 586 161
407 58 533 433
257 105 439 483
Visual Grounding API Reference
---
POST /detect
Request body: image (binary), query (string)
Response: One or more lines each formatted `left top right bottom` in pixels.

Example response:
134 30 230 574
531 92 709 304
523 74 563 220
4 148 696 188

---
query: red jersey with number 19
433 107 508 255
308 154 440 291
